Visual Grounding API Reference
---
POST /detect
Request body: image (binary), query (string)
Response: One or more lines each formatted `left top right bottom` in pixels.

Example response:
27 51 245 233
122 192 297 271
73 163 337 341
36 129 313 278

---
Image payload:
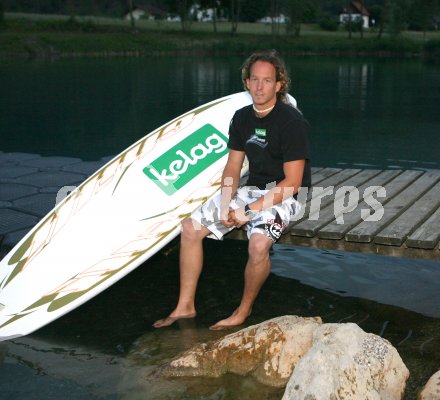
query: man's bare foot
209 308 251 331
153 312 197 328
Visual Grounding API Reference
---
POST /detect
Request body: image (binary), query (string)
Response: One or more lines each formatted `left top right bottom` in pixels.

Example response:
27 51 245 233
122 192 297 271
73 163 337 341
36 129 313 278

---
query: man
153 50 311 330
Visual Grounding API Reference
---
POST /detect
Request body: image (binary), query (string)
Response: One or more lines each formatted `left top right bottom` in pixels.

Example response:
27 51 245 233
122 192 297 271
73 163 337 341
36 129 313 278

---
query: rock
418 370 440 400
161 315 322 387
282 323 410 400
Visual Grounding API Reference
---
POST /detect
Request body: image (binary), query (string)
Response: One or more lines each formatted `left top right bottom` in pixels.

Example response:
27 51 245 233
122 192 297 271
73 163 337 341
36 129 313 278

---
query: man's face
246 61 281 108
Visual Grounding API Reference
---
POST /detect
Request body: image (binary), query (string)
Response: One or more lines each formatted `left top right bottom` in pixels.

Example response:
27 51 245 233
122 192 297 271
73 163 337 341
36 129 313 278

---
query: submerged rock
161 315 322 387
282 323 410 400
418 370 440 400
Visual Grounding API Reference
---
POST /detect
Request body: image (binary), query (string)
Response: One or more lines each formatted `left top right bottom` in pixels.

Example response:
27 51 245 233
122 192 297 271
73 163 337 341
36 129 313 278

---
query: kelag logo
143 124 228 195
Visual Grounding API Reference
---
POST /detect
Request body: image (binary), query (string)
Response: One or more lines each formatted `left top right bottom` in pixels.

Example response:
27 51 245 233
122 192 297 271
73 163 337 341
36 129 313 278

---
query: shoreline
1 15 439 61
0 43 431 62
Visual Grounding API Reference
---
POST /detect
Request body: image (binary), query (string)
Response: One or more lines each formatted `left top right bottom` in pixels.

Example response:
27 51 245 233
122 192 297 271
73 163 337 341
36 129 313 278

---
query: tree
359 0 365 38
374 0 408 39
210 0 218 33
199 0 224 33
229 0 241 33
127 0 135 31
301 0 320 23
270 0 282 36
346 0 353 39
368 4 383 30
0 0 4 24
285 0 308 37
408 0 438 36
179 0 195 32
240 0 268 22
320 0 347 16
65 0 77 17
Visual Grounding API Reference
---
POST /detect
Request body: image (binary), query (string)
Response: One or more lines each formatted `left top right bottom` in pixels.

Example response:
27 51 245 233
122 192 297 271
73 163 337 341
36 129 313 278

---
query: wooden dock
0 152 439 261
229 167 440 261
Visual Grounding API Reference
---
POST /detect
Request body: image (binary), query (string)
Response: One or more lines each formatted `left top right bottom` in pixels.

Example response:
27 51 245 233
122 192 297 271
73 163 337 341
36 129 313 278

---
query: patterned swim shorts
190 186 302 242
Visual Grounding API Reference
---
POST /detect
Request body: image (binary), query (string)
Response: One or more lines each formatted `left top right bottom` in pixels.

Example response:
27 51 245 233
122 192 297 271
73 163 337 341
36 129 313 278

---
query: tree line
1 0 439 35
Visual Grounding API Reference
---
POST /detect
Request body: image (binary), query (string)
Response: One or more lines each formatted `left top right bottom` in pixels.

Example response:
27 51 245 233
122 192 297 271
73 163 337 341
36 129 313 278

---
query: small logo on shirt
247 128 268 148
255 129 266 142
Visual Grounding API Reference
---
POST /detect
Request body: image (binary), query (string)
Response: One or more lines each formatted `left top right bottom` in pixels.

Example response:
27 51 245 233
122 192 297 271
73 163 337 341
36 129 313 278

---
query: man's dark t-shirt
227 100 311 191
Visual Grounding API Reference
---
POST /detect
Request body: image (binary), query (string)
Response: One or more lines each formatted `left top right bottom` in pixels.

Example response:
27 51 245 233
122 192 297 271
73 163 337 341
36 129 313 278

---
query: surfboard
0 91 297 341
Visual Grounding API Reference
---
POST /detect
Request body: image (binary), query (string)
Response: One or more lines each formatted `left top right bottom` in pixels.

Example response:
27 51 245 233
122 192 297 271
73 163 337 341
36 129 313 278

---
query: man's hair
241 49 290 103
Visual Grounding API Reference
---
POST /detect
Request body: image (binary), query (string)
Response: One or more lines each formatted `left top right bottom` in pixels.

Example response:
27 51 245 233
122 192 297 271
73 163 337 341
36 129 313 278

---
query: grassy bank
1 12 439 60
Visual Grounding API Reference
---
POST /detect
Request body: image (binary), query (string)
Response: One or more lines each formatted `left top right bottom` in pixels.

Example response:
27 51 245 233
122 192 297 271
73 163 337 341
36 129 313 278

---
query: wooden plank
293 168 362 223
311 168 342 185
290 169 382 237
317 169 402 240
406 206 440 249
375 177 440 246
345 170 431 243
293 168 341 205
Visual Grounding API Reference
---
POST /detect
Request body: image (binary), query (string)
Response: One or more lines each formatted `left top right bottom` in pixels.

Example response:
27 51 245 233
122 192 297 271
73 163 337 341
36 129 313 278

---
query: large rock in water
282 323 410 400
161 315 322 387
418 370 440 399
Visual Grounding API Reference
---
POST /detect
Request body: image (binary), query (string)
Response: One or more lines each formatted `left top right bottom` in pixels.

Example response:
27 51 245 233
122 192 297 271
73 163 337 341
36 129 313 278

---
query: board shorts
190 186 302 242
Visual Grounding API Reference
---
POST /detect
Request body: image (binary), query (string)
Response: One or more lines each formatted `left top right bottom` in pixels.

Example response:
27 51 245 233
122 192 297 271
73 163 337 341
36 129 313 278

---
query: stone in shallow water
160 315 322 387
282 323 409 400
418 370 440 400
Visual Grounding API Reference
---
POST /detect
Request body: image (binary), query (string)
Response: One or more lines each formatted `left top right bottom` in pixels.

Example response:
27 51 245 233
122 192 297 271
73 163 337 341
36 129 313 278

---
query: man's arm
255 159 305 211
232 159 305 226
220 149 246 227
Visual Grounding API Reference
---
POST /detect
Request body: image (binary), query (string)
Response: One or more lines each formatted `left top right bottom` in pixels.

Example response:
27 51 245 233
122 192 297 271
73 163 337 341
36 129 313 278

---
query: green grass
1 12 439 59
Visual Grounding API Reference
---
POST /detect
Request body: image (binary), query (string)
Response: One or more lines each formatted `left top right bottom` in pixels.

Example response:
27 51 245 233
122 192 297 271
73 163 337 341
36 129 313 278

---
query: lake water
1 55 439 170
0 55 439 399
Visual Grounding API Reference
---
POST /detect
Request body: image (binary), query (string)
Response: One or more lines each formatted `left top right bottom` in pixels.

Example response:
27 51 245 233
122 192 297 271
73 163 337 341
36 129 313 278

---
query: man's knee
181 218 206 242
248 234 272 260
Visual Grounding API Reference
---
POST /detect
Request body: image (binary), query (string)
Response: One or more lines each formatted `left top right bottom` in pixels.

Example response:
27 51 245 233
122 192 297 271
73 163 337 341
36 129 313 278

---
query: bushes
0 14 436 59
319 16 339 31
35 16 99 32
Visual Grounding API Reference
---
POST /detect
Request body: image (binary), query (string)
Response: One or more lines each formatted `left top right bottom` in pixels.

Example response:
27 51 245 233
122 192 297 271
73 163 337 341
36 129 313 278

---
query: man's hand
220 207 236 228
228 207 249 228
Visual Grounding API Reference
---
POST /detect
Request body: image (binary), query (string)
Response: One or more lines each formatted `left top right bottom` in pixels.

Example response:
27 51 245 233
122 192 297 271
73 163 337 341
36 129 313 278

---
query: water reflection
0 239 438 399
1 56 439 171
337 63 371 112
271 245 440 318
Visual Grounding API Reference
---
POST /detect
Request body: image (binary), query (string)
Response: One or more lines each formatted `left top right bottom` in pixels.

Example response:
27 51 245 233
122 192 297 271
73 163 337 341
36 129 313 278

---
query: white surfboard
0 91 297 341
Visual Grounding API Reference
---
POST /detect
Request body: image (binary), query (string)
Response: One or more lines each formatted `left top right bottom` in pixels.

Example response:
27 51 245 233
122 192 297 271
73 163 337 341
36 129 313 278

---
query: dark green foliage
34 16 99 32
2 0 132 17
1 0 439 35
407 0 439 31
319 16 339 31
240 0 269 23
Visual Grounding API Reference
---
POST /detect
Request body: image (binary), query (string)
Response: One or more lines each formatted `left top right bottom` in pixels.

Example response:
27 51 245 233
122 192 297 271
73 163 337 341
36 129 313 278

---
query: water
0 56 439 170
0 240 439 399
0 56 439 398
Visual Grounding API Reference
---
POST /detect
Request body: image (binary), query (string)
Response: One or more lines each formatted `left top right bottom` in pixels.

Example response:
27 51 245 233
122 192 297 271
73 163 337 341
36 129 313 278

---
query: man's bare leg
153 218 210 328
209 233 272 330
